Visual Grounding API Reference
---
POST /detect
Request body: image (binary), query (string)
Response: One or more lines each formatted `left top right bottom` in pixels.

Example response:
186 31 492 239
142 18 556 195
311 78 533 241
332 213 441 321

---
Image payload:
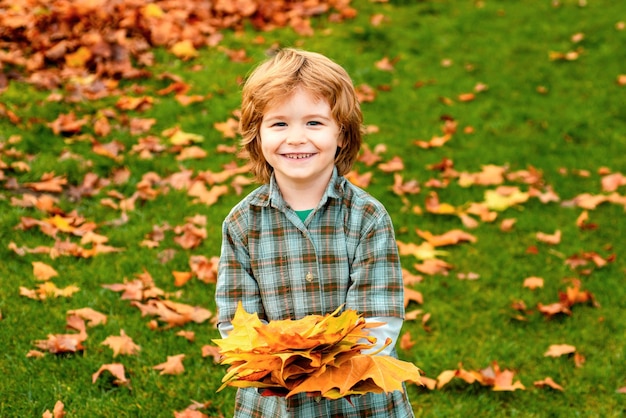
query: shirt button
305 272 314 282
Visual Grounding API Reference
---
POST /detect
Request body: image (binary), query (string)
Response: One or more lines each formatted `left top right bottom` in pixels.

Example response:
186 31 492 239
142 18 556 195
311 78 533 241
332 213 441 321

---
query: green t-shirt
294 209 313 222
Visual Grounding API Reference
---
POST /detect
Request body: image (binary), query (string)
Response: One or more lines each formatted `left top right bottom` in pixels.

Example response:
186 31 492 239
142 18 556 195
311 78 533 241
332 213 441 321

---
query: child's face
259 87 342 190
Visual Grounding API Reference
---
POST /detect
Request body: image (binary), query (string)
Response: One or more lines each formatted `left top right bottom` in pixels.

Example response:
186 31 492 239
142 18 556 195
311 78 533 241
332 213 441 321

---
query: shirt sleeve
215 212 266 327
345 208 405 319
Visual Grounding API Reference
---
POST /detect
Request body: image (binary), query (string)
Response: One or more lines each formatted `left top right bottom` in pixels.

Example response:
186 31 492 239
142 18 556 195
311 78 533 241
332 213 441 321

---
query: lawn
1 0 625 416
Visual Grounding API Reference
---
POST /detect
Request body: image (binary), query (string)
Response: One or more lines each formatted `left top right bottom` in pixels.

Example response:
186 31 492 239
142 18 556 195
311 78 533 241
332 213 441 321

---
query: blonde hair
239 48 363 183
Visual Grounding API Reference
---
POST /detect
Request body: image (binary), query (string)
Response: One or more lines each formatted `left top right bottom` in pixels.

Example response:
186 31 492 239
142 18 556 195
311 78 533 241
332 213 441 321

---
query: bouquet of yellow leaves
213 302 421 400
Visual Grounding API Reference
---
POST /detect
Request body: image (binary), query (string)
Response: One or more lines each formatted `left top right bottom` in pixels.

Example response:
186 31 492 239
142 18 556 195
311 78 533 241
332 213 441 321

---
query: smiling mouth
284 153 314 159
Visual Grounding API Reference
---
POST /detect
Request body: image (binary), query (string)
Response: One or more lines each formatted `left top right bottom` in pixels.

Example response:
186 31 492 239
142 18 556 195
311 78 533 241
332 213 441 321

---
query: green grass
1 0 626 416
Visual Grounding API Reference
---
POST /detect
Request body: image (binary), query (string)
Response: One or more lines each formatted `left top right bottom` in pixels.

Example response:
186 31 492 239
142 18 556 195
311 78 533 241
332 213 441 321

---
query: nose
285 125 307 145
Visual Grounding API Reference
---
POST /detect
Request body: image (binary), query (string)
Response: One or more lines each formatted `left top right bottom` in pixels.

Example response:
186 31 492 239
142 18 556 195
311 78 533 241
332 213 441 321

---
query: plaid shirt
216 168 413 417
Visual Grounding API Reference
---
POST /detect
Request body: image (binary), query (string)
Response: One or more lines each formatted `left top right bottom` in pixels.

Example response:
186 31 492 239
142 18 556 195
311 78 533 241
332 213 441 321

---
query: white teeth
285 154 313 159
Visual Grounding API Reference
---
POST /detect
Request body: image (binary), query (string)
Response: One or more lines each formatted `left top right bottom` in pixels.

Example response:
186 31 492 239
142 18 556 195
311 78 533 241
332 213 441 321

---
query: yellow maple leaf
484 188 529 211
170 40 199 60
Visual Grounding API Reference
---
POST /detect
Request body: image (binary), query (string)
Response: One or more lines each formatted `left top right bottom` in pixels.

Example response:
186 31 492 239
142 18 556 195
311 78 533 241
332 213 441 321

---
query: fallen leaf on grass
42 400 65 418
402 268 423 285
153 354 186 375
484 187 529 211
173 271 194 287
170 40 199 60
399 331 416 350
534 377 564 391
20 282 80 300
500 218 517 232
481 362 525 391
523 277 544 289
202 345 222 363
536 230 562 245
33 331 87 354
378 156 404 172
416 229 477 247
404 309 423 321
26 350 46 358
101 330 141 357
544 344 576 357
417 375 438 390
176 330 195 342
131 299 212 328
92 363 129 386
413 259 452 275
404 287 424 307
397 241 449 260
32 261 58 281
67 308 107 327
435 362 524 391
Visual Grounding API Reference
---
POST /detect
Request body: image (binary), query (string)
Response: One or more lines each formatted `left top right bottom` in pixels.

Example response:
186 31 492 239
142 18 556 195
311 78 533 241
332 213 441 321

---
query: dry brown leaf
402 269 423 286
92 363 128 385
534 377 564 391
399 331 415 351
32 261 58 281
523 277 544 290
416 229 477 247
536 230 562 245
201 345 222 363
413 259 452 276
500 218 517 232
544 344 576 357
101 330 141 357
67 308 107 327
377 156 404 173
42 400 65 418
153 354 186 375
403 287 424 307
173 271 194 287
176 330 195 342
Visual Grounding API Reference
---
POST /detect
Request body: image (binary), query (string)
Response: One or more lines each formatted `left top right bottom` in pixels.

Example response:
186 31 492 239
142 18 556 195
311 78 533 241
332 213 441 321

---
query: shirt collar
254 167 345 210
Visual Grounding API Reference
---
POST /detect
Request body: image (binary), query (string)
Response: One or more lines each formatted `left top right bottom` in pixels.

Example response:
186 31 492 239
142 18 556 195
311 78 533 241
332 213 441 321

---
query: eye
307 121 322 126
271 122 287 127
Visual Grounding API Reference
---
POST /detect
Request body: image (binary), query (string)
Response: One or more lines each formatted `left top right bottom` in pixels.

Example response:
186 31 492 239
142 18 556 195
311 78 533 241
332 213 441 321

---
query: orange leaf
377 156 404 172
402 269 423 286
536 230 562 245
202 345 222 363
34 331 87 354
416 229 477 247
153 354 186 375
534 377 564 391
101 330 141 357
500 218 517 232
173 271 194 287
403 287 423 307
523 277 544 290
413 259 452 275
214 118 240 138
32 261 58 281
42 400 65 418
92 363 128 385
399 331 415 351
67 308 107 327
544 344 576 357
287 355 420 398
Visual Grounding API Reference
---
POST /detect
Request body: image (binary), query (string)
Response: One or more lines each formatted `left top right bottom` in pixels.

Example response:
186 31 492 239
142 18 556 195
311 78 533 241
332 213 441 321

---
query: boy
216 48 414 417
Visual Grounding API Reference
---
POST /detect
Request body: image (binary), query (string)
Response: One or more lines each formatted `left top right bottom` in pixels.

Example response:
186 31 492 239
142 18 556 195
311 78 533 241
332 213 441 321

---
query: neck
275 173 332 211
